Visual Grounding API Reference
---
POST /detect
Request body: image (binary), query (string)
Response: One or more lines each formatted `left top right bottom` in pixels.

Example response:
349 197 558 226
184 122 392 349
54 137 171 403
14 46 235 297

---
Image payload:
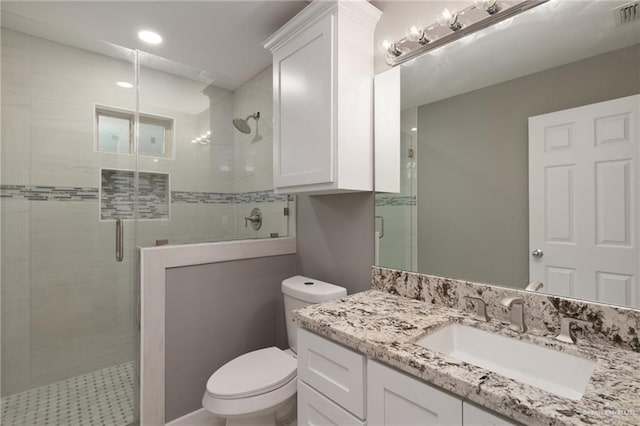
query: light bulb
206 130 211 136
191 139 197 144
437 8 462 31
379 39 393 53
405 25 429 45
475 0 500 15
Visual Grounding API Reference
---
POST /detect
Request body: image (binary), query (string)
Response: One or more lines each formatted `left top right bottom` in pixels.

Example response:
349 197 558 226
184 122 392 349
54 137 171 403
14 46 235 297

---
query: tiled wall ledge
372 266 640 352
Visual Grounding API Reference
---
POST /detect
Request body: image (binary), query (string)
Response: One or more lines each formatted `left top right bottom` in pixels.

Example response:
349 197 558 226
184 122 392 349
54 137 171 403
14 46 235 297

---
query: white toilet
202 275 347 426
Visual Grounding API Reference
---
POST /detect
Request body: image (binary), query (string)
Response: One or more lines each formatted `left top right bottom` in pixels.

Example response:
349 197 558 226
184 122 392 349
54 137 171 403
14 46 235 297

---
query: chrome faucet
525 281 544 292
555 316 592 344
501 297 526 333
463 296 489 322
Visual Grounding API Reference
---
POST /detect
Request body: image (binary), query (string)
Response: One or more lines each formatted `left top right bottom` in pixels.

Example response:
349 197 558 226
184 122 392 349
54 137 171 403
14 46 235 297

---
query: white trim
93 102 177 160
165 408 218 426
140 237 297 426
263 0 380 52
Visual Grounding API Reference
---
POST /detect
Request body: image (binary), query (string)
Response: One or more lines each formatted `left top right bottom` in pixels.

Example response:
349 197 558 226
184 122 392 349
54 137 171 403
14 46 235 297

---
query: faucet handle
500 297 527 333
556 316 593 344
463 296 489 322
525 281 544 292
500 296 524 307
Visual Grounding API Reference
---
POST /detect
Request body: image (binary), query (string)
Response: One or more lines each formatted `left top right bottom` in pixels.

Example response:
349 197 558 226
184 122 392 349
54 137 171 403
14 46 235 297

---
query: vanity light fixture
385 0 548 66
138 30 163 45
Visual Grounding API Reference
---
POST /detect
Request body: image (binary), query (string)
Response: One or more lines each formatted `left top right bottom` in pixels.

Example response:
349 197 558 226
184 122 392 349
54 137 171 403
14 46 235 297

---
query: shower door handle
115 218 124 262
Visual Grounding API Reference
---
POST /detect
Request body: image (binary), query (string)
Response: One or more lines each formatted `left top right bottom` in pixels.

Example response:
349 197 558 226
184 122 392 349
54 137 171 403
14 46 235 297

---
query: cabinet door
298 381 366 426
273 13 334 189
463 402 518 426
368 360 462 426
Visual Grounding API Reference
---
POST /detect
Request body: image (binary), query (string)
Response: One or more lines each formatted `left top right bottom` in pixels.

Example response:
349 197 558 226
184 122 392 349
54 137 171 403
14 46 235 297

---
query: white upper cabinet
264 0 381 194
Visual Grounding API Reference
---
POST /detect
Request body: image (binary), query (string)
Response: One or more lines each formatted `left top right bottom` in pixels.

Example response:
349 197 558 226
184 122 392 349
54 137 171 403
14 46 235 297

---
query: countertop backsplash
372 266 640 353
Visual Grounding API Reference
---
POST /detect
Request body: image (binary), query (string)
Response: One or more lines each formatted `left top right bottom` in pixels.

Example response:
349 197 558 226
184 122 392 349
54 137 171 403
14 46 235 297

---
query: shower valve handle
245 215 261 225
244 208 263 230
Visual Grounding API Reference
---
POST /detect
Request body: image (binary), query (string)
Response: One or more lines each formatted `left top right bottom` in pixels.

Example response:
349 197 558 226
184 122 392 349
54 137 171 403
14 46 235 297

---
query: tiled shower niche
100 169 170 220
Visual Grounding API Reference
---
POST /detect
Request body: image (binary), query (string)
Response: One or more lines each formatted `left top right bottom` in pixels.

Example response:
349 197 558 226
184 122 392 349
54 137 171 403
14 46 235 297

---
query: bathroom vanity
294 277 640 426
297 326 513 425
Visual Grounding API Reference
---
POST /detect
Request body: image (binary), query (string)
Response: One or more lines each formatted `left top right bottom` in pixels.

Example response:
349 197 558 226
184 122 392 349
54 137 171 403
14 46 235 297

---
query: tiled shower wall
1 28 288 396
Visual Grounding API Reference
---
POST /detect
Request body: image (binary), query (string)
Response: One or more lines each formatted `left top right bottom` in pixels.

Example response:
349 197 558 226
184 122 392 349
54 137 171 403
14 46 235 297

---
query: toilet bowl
202 347 297 426
202 276 347 426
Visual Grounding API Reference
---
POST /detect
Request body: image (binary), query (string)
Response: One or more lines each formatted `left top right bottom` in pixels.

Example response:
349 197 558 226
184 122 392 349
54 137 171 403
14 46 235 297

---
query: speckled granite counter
294 290 640 426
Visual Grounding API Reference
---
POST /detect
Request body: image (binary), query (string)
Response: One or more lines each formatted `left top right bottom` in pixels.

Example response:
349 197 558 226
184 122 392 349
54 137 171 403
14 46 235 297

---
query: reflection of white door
529 95 640 307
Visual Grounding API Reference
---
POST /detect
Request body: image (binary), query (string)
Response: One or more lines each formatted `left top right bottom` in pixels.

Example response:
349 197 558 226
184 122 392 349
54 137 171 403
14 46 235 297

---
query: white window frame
95 105 175 159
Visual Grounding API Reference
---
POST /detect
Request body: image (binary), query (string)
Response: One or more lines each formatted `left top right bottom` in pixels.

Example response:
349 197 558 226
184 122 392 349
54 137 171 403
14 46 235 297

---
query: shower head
233 112 260 134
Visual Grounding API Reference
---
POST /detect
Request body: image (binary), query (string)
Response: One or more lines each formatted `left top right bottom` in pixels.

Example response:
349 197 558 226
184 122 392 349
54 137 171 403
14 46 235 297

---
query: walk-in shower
1 11 290 426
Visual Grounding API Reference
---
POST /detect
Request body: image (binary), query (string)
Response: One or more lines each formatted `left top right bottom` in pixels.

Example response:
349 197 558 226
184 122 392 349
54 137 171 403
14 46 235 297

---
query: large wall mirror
374 0 640 309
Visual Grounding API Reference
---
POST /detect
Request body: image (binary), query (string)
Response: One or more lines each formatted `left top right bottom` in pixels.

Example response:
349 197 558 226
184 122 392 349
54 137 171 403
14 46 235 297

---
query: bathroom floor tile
1 361 134 426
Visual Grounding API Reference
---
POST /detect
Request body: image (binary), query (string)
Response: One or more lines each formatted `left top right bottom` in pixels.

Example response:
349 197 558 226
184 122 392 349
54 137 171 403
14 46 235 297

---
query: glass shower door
1 14 139 425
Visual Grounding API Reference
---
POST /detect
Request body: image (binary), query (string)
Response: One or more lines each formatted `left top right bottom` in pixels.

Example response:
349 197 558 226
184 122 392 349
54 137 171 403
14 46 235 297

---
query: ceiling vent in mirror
612 1 639 26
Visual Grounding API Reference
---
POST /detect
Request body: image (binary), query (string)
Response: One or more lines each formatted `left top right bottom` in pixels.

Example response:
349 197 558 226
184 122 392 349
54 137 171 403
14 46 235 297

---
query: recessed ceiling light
138 30 162 45
116 81 133 89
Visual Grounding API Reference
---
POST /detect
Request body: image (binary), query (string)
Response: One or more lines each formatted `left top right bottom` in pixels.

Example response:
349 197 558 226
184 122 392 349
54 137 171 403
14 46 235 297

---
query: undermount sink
415 324 596 400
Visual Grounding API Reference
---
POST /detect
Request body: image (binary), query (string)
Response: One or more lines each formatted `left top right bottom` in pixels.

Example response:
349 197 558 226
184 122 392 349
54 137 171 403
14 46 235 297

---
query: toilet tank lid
282 275 347 303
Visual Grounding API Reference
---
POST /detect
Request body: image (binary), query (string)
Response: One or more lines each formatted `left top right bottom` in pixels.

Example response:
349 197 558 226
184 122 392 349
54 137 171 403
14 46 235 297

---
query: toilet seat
206 347 297 399
203 347 297 418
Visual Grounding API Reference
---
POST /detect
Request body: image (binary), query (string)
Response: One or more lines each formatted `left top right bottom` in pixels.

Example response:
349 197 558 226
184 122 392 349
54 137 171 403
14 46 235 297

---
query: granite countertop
293 290 640 426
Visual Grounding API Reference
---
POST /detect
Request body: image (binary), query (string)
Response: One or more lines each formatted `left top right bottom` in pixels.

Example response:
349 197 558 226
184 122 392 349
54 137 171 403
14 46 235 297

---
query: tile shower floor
1 361 134 426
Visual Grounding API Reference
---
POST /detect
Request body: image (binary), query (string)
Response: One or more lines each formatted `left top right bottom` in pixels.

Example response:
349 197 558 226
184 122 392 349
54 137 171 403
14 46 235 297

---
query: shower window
96 106 174 158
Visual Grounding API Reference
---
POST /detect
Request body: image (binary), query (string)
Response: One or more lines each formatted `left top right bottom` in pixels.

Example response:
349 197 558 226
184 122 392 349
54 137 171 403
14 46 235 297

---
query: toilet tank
282 275 347 353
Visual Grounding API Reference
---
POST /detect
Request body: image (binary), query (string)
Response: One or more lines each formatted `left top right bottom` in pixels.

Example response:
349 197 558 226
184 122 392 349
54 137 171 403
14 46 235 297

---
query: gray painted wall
417 44 640 288
164 254 298 422
163 193 375 421
296 193 375 294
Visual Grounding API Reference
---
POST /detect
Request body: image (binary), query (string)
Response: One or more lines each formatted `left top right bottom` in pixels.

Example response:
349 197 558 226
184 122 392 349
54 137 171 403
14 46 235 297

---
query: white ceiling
0 0 308 90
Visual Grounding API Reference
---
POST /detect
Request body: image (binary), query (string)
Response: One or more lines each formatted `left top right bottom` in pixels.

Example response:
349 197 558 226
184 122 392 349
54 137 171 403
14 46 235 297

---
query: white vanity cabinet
463 401 518 426
263 0 381 194
367 360 462 425
298 329 519 426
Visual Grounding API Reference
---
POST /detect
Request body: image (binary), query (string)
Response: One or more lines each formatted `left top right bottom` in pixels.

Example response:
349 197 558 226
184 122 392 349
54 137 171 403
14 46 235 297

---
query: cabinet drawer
297 328 366 418
298 380 366 426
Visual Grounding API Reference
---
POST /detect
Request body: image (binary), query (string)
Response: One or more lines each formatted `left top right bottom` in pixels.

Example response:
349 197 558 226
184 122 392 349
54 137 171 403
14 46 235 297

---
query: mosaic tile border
0 185 98 202
372 266 640 352
375 195 416 206
2 185 293 205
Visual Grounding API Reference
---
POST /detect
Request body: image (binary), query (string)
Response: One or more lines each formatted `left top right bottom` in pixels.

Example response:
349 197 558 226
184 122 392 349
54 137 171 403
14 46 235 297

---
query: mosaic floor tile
1 362 134 426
